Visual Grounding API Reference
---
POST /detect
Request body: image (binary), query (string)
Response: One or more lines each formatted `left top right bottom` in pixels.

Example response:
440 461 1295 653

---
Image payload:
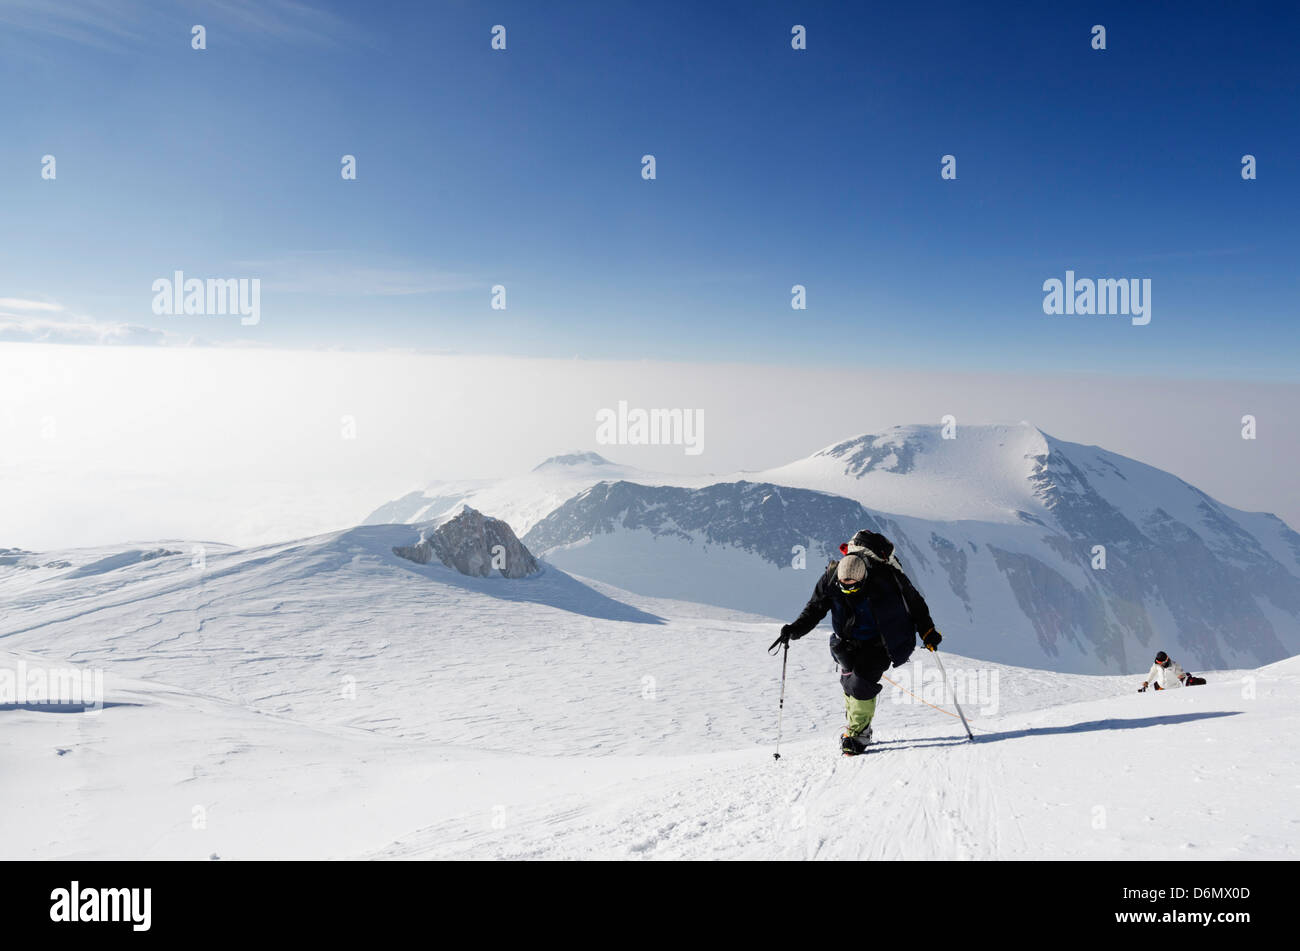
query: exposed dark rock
524 480 885 570
394 508 540 579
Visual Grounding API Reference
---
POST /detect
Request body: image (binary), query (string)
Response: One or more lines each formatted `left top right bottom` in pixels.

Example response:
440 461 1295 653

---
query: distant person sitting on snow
773 530 941 756
1139 651 1206 691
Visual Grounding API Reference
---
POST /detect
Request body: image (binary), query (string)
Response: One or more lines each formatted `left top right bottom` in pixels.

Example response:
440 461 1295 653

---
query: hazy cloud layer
2 345 1296 551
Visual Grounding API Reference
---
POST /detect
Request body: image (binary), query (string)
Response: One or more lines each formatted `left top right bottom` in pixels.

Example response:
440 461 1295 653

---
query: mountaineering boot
840 726 873 756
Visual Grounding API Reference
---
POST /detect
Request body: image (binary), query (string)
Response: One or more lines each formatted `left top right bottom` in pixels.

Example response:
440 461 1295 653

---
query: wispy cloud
0 298 64 313
195 0 353 47
0 298 180 346
0 0 145 52
0 0 354 54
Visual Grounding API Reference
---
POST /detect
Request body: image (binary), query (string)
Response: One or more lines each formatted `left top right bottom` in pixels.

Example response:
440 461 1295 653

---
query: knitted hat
836 552 868 586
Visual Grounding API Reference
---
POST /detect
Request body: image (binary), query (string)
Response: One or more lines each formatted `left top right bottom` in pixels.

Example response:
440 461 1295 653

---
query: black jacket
787 555 935 668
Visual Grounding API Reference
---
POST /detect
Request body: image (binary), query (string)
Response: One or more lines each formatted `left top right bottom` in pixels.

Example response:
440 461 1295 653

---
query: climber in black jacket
773 530 942 755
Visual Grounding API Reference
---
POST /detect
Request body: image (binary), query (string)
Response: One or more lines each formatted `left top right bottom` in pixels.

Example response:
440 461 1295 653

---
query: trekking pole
931 649 975 742
773 640 789 760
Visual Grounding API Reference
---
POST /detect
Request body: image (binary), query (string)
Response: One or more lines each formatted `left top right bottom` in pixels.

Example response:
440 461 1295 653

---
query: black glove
920 627 942 652
768 625 796 654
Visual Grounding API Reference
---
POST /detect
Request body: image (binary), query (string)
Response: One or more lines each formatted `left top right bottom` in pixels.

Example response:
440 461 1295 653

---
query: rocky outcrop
524 480 888 570
394 507 540 579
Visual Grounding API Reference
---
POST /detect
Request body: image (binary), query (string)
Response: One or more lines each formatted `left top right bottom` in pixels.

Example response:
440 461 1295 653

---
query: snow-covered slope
1 531 1294 860
376 667 1296 860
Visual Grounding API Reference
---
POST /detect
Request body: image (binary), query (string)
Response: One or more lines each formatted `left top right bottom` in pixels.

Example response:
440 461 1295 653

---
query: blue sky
2 0 1297 379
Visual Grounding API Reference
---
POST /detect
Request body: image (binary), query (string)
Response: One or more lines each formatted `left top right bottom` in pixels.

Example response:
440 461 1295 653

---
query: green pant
844 695 876 737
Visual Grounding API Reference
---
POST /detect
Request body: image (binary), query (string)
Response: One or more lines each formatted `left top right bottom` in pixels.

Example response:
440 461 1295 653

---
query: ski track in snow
368 680 1291 861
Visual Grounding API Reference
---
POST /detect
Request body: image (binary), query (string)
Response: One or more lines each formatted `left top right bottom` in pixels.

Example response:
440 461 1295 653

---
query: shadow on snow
389 556 665 625
872 711 1243 752
0 701 142 713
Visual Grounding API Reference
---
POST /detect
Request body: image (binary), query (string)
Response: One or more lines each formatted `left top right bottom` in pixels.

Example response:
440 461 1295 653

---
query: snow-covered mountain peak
759 422 1051 524
364 453 701 538
813 422 1050 476
531 451 614 472
361 424 1300 674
